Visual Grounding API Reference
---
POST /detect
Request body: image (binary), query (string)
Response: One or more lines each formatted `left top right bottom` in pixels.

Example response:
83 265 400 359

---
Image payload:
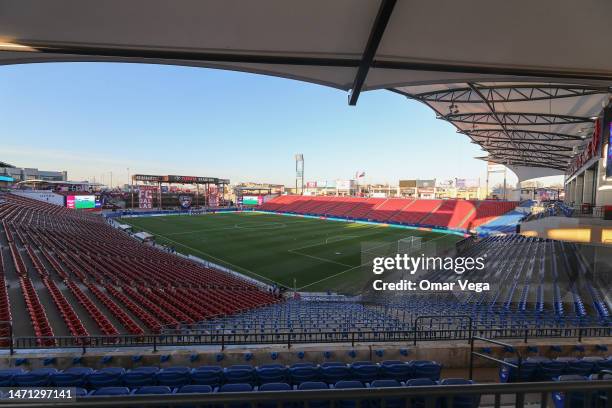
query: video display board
242 195 262 205
399 180 417 188
66 195 97 209
608 122 612 178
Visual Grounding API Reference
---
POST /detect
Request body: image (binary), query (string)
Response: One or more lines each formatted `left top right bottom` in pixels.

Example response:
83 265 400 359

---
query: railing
1 325 609 354
1 379 612 408
413 315 473 345
470 336 522 381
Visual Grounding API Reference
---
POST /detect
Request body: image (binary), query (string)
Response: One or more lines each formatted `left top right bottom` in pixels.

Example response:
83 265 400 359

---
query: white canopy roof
2 0 612 171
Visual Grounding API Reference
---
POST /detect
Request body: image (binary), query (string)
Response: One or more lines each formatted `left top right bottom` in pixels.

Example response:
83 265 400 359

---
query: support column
575 174 585 206
582 169 595 205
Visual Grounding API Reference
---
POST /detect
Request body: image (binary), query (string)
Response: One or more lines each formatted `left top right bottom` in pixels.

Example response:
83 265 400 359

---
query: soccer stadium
0 1 612 407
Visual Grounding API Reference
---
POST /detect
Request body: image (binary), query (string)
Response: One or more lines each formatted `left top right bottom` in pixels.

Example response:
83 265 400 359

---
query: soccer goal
397 236 423 255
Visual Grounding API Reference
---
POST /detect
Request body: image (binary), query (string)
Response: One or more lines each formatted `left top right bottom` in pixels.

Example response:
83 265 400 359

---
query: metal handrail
0 324 609 354
469 335 522 381
413 314 473 345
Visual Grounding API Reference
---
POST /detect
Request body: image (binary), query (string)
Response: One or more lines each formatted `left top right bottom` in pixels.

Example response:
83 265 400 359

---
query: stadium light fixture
0 42 34 51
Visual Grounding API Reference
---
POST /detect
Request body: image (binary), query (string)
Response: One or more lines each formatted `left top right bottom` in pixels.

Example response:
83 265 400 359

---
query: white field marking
295 261 369 291
287 249 354 268
132 226 284 286
286 226 382 252
325 235 359 244
294 232 457 291
161 218 313 236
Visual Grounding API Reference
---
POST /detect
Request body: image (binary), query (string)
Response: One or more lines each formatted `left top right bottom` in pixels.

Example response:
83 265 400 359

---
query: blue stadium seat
191 366 223 387
175 385 213 393
350 362 379 383
91 387 130 396
409 361 441 381
406 378 437 408
74 388 88 397
439 379 480 408
219 383 254 408
132 386 172 395
256 364 288 384
258 383 292 408
224 366 256 385
289 365 320 385
598 357 612 371
499 358 539 382
13 368 57 387
87 367 126 389
297 382 330 408
131 366 160 373
50 367 93 387
539 359 567 381
156 366 192 388
321 365 351 384
333 381 365 408
0 368 24 387
320 362 346 368
380 361 412 382
369 380 403 408
123 367 158 388
566 358 600 376
552 375 587 408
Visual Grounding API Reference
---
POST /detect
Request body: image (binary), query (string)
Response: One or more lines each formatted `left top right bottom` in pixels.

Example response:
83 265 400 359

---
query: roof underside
1 0 612 172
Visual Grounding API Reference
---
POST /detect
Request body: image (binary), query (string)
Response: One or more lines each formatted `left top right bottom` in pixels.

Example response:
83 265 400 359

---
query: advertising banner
178 195 193 209
416 179 436 188
208 185 219 207
399 180 417 188
138 186 156 209
336 179 354 190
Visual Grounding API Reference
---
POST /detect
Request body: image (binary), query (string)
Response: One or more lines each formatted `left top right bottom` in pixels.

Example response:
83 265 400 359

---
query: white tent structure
1 0 612 179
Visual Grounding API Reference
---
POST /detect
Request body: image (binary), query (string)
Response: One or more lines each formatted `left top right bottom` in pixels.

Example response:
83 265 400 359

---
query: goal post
397 236 423 255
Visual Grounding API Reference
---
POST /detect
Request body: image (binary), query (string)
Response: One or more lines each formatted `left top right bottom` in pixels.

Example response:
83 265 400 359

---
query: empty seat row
0 361 442 389
500 356 612 382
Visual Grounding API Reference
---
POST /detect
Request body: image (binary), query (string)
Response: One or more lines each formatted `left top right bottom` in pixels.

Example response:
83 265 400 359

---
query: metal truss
473 139 573 152
477 155 567 171
464 128 586 141
485 147 572 159
415 84 608 103
444 111 594 126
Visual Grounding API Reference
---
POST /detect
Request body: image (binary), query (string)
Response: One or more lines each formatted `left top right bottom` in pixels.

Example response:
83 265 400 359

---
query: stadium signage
567 118 601 176
167 175 218 184
133 174 164 182
133 174 229 184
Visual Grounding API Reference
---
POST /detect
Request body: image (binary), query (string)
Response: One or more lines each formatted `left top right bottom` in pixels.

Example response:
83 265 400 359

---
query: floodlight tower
295 154 304 195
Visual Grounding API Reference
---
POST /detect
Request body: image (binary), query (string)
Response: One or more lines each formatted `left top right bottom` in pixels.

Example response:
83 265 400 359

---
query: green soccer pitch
121 212 462 294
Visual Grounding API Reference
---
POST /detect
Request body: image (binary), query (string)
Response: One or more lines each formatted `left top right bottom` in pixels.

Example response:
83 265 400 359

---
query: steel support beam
348 0 397 105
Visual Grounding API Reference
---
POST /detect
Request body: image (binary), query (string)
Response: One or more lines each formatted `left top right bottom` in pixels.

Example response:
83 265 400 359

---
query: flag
358 172 365 178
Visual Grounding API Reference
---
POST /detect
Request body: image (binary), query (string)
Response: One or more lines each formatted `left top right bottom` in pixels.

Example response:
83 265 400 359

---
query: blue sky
0 62 514 187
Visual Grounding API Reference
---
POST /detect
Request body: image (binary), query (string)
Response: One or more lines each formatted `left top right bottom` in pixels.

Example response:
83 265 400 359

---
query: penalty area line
295 260 371 291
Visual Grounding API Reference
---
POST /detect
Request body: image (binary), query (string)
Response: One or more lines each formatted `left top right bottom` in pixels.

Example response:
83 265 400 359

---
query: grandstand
1 0 612 406
257 195 520 234
0 193 278 341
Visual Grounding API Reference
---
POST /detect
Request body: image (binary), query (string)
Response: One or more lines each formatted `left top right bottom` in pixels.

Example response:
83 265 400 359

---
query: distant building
0 162 67 183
